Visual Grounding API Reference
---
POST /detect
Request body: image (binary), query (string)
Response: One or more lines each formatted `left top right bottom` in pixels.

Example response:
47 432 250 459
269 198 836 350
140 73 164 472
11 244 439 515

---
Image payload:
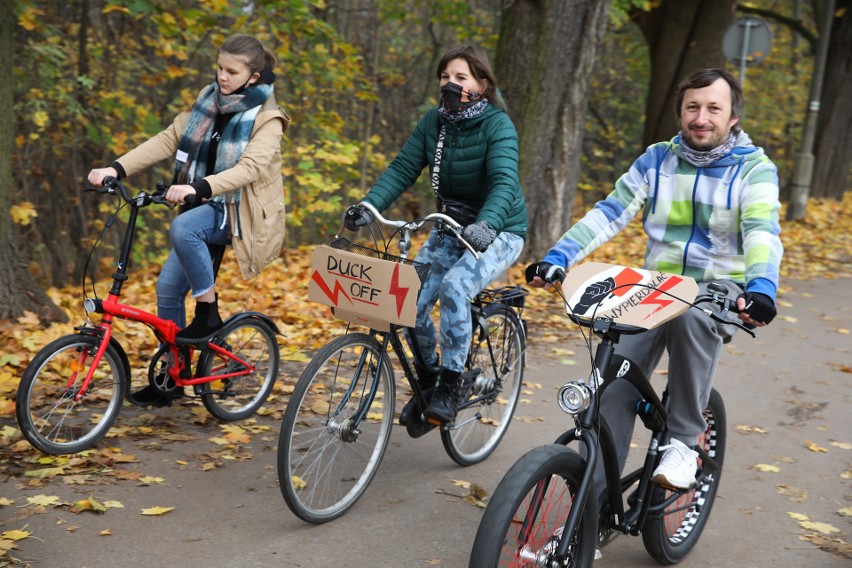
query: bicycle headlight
557 381 592 415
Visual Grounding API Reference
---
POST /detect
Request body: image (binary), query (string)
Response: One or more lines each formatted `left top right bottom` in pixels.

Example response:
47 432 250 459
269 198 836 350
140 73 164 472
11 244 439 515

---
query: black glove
737 292 776 324
462 220 496 252
525 261 566 285
343 204 374 231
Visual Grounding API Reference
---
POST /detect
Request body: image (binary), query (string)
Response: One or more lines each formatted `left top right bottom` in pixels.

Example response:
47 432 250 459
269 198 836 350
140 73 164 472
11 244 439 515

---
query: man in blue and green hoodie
527 68 783 490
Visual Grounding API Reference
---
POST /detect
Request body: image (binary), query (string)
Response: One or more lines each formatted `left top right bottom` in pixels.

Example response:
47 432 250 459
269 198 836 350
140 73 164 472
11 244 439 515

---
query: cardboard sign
308 245 422 330
562 262 698 330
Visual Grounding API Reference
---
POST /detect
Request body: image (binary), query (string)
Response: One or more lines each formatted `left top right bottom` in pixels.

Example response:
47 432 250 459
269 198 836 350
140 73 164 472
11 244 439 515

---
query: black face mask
440 82 482 113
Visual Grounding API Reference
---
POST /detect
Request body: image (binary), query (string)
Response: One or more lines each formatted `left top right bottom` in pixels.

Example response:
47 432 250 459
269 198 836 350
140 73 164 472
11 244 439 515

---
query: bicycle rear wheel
642 388 727 563
277 333 395 523
16 333 127 454
443 303 525 466
196 318 279 421
469 444 598 568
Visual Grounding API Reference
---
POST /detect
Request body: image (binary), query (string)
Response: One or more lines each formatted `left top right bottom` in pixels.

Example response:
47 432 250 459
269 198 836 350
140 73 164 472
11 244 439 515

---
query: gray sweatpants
591 280 742 490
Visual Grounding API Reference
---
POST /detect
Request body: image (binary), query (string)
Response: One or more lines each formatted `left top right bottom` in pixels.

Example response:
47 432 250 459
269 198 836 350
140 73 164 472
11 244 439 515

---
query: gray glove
462 220 496 252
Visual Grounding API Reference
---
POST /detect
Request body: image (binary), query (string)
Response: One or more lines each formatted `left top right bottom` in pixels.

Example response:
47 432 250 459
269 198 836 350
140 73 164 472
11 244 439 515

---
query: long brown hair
436 45 504 109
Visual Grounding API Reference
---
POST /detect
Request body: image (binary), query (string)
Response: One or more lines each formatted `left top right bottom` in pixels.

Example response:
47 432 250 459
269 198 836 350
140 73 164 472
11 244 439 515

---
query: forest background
0 0 849 328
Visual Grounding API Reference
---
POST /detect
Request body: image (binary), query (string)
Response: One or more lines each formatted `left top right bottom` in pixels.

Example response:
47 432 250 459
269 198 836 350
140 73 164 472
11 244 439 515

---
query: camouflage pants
409 228 524 372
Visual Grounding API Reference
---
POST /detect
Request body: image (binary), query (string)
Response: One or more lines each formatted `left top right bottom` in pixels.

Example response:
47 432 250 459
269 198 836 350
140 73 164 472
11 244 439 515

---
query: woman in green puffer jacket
344 44 528 426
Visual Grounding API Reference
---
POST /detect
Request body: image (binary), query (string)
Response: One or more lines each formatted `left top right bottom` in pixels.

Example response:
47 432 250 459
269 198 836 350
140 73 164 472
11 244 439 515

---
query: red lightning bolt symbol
311 270 353 306
641 276 682 318
389 263 409 318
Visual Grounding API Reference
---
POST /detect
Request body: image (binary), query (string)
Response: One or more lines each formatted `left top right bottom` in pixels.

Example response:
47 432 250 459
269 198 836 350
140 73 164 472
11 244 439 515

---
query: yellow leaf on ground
26 495 62 507
752 464 781 473
140 506 174 516
836 328 849 334
799 520 841 534
829 440 852 450
805 440 829 452
291 475 307 490
68 496 107 514
99 528 112 536
838 507 852 517
1 529 31 541
787 512 810 521
735 424 768 434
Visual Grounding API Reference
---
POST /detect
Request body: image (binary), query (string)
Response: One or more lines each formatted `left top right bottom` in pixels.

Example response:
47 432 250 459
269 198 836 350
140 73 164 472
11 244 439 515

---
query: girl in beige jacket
88 34 289 406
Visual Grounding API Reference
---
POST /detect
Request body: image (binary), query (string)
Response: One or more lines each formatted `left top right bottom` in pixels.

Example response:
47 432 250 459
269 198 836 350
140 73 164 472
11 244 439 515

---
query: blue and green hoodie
543 132 783 299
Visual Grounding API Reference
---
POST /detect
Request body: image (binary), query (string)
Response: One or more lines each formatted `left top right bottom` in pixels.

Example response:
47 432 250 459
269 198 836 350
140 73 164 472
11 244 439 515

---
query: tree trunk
496 0 610 260
812 3 852 199
0 4 66 323
632 0 736 149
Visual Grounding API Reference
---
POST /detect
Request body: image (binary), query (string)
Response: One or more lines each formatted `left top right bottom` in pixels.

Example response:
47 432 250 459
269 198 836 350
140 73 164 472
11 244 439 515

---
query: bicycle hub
557 381 592 415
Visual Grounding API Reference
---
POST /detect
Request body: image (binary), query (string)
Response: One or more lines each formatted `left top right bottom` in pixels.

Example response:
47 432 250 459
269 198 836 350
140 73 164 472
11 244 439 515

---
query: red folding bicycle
15 177 280 455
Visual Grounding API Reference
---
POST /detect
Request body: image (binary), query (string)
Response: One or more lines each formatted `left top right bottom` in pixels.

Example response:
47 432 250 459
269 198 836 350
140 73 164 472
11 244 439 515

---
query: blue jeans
409 229 525 372
156 203 230 327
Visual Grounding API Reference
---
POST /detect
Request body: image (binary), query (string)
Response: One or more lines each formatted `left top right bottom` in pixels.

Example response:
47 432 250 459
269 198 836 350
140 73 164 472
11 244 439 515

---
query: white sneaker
651 438 698 489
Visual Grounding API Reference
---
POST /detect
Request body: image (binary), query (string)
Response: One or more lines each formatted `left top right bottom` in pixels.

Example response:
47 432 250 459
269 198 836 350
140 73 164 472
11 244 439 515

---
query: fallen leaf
752 464 781 473
805 440 829 453
736 424 768 434
776 484 807 502
99 528 112 536
140 506 174 516
829 440 852 450
838 507 852 517
291 475 307 490
799 520 840 534
25 495 62 507
1 529 31 541
68 496 107 514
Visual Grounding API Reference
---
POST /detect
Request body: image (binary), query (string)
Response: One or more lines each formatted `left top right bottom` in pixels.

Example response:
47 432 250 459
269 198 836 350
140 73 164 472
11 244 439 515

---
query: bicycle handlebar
356 201 480 259
87 177 175 209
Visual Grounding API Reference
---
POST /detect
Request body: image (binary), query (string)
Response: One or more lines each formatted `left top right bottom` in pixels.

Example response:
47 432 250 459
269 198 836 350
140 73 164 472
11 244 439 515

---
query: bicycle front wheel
642 388 727 563
16 334 127 455
196 318 279 421
470 444 598 568
443 303 525 466
277 332 395 523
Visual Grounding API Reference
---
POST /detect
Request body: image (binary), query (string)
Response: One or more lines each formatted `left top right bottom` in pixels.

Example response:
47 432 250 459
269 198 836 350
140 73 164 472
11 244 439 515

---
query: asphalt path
1 277 850 567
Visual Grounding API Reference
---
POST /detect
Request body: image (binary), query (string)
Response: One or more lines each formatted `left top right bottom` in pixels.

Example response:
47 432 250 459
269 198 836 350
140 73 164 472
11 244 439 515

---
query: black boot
176 295 224 344
128 384 183 408
423 368 461 425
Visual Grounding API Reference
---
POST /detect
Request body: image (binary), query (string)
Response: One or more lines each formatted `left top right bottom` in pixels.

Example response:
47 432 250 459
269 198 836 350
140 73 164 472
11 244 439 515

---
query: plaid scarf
174 81 272 196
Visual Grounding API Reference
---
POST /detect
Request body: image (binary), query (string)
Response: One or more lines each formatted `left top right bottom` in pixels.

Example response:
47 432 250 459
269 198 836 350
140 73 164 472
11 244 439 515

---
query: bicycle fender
222 311 281 335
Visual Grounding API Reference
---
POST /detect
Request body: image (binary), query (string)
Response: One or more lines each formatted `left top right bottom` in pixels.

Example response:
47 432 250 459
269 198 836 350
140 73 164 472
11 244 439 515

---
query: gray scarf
678 131 737 167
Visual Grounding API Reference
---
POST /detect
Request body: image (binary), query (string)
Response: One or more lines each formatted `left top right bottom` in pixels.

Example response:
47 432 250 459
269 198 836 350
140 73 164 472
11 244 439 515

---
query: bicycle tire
442 303 525 466
197 318 279 421
642 388 727 563
470 444 598 568
16 333 127 455
277 332 395 523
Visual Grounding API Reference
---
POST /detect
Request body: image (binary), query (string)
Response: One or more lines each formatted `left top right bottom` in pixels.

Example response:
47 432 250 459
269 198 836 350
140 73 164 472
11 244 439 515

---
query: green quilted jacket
363 105 528 239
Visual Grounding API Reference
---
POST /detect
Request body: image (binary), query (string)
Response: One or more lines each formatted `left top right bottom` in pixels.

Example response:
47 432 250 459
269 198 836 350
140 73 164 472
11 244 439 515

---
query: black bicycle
469 262 755 567
277 202 528 523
